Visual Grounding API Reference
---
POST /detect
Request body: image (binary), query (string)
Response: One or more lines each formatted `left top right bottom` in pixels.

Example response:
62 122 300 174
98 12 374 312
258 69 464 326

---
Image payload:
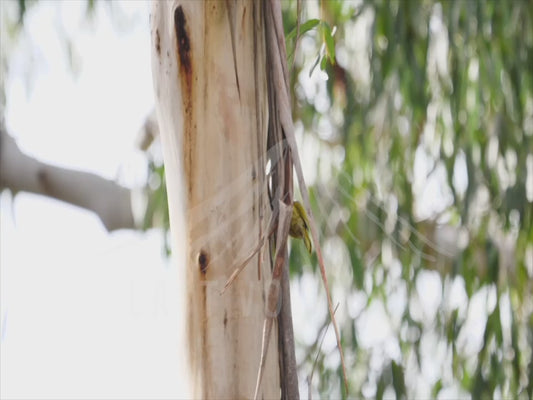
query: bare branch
0 126 136 231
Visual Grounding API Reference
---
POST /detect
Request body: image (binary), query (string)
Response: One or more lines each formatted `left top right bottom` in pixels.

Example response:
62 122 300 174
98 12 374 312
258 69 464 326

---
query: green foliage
284 8 337 76
282 0 533 398
144 160 171 256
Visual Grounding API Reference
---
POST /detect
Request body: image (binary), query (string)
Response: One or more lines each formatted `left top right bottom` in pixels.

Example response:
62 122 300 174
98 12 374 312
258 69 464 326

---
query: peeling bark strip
263 0 349 394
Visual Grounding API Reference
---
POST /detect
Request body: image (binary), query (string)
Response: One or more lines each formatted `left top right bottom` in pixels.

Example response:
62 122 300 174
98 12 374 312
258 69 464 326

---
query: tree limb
0 126 136 231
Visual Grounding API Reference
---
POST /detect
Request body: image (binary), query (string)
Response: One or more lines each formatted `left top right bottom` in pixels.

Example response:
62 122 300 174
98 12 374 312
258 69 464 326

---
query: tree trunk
150 1 280 398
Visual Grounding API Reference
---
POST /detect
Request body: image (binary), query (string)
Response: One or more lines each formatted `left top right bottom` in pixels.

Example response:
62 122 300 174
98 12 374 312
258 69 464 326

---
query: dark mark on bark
37 169 49 193
223 310 228 330
174 6 191 75
198 250 209 275
225 1 241 100
241 5 247 31
173 5 194 190
155 29 161 56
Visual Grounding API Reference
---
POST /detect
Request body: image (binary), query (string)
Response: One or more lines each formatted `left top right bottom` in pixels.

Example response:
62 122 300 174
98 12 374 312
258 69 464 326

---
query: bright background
1 2 185 398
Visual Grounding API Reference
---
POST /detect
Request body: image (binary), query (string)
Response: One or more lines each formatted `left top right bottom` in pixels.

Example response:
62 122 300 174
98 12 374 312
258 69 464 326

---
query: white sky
1 1 185 398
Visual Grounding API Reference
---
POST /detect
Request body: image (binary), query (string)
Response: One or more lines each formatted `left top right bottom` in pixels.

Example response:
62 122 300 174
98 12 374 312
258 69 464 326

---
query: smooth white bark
150 1 279 398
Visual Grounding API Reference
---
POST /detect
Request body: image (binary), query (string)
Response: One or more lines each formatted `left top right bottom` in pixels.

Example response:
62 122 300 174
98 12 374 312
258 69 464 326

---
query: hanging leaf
321 22 336 64
286 18 321 43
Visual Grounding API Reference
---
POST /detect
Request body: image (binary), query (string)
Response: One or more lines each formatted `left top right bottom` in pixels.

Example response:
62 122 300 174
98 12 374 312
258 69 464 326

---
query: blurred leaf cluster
144 159 171 256
283 0 532 398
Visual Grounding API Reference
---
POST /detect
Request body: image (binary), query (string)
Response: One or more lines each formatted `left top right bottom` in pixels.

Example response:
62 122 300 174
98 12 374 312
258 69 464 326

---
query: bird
289 201 312 253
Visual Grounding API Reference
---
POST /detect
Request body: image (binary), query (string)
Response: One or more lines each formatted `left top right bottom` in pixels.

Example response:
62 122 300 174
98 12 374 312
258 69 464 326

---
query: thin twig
308 303 340 400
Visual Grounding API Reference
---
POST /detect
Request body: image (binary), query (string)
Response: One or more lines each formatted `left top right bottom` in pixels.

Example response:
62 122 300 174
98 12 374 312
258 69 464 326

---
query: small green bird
289 201 312 253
